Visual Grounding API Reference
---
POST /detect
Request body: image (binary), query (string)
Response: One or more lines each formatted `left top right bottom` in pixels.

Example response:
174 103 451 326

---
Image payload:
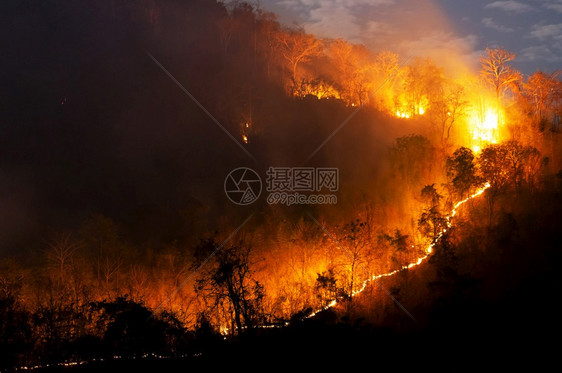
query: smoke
0 0 466 253
0 166 41 254
272 0 481 76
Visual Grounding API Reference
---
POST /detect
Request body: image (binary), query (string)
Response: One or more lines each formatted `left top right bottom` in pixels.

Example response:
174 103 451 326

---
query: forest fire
393 97 427 119
305 182 491 319
394 105 425 119
470 107 501 152
2 0 561 369
396 110 411 119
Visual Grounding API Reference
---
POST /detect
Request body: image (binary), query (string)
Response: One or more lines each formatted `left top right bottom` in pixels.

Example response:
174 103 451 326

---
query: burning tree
523 71 562 130
480 48 521 102
502 140 541 191
477 141 540 225
328 39 373 105
337 219 371 303
372 51 401 111
429 82 468 149
398 58 444 118
276 28 323 94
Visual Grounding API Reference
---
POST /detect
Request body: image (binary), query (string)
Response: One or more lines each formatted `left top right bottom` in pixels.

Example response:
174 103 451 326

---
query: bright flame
217 183 492 332
294 81 340 100
393 96 426 119
242 135 248 144
396 110 410 119
469 106 502 152
304 182 491 319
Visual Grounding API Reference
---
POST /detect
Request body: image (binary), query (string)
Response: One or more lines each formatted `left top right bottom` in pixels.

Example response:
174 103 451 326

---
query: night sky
260 0 562 74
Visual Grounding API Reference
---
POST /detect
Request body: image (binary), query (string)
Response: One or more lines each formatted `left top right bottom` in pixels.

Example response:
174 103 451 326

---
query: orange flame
469 106 502 152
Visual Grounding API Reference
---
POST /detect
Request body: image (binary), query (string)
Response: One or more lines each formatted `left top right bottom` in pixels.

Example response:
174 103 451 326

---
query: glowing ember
394 103 425 119
242 135 248 144
396 110 410 119
305 182 491 319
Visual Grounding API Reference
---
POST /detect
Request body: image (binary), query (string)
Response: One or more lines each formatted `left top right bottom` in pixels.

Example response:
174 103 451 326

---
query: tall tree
480 48 521 102
401 58 444 116
372 51 401 110
276 29 323 93
46 234 80 283
195 240 265 335
337 219 370 303
429 82 468 149
446 147 480 199
478 144 510 225
502 140 541 191
524 70 561 129
328 40 374 105
418 184 446 241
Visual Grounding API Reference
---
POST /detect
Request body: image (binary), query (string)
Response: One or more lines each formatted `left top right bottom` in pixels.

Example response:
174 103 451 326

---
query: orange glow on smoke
468 106 502 152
